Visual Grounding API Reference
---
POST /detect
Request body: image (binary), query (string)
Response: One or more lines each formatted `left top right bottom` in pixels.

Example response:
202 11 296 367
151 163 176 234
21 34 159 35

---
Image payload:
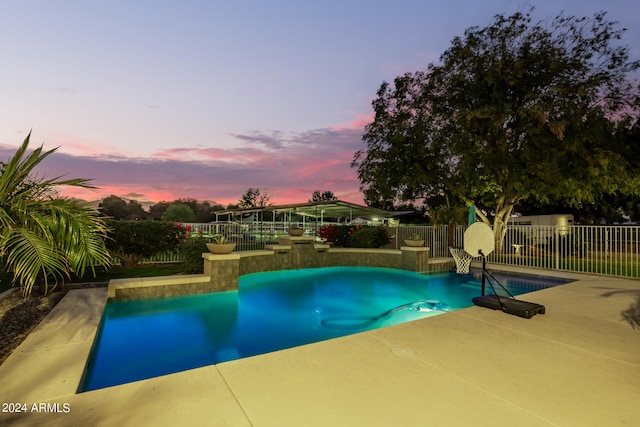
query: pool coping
1 266 639 426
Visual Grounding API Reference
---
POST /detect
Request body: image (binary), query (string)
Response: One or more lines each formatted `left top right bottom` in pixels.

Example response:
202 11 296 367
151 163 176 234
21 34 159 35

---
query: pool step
461 280 483 289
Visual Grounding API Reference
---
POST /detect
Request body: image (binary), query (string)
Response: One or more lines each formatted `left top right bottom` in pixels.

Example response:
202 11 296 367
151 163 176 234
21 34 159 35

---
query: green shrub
348 226 390 248
179 237 207 273
106 220 185 267
318 225 352 247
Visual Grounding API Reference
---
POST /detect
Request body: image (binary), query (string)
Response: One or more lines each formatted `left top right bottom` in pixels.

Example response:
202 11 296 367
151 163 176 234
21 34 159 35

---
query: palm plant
0 132 111 297
210 234 229 244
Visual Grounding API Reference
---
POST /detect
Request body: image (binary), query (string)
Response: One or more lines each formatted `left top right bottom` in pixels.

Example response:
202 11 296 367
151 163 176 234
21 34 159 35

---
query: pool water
80 267 569 391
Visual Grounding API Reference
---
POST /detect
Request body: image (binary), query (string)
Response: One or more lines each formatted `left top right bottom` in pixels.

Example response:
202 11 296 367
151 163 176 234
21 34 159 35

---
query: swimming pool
80 267 570 391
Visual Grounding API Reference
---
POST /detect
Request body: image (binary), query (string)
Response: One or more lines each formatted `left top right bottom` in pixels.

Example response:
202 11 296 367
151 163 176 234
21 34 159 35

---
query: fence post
432 228 436 256
554 226 560 271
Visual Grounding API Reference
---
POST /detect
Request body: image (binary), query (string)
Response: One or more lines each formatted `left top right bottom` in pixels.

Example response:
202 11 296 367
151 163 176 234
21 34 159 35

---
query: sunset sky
1 0 638 207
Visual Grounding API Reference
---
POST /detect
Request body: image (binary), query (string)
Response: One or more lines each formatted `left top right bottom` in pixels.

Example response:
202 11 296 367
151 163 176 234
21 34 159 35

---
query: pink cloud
28 130 137 158
153 146 276 164
0 126 368 207
331 111 374 131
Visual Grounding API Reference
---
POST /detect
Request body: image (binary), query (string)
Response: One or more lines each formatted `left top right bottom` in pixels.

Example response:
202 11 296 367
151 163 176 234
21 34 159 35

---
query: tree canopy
352 9 640 250
309 190 338 202
99 195 147 220
146 199 223 222
162 203 196 222
238 188 272 208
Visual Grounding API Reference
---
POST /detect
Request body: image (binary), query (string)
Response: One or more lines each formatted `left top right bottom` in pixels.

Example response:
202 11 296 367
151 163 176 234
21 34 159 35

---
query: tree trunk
492 204 514 254
471 200 515 255
447 222 455 247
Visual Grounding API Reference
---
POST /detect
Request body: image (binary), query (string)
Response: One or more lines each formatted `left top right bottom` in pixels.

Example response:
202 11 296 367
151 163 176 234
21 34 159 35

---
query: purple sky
1 0 638 206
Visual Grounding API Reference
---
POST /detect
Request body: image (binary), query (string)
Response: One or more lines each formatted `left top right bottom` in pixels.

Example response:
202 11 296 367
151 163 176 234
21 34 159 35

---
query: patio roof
214 199 405 221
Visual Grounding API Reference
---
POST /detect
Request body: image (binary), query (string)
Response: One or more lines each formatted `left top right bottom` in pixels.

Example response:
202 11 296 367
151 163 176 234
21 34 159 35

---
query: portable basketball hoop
450 222 495 274
462 223 546 318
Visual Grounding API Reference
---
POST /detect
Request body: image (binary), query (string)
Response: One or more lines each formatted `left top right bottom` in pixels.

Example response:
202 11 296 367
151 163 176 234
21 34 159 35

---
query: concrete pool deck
1 270 639 426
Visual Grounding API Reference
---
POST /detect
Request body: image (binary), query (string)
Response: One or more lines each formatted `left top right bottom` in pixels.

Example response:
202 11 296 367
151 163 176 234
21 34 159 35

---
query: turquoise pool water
80 267 570 391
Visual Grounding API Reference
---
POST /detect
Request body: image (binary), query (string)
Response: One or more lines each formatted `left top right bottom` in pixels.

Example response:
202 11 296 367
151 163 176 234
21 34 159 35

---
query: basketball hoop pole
464 222 494 296
479 249 486 296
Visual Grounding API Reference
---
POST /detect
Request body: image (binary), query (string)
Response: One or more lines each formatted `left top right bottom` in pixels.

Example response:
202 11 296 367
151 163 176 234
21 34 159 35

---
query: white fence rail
384 225 451 257
180 221 312 251
180 222 455 257
135 223 640 279
112 249 183 265
453 224 640 278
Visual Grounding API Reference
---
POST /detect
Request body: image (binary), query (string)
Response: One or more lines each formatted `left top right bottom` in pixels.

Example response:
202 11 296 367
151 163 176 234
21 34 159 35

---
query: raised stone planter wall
108 237 440 301
108 274 213 301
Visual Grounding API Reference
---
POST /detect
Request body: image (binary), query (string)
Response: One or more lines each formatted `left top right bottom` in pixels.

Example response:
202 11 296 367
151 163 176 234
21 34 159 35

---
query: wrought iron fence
384 225 452 257
180 221 322 251
111 249 183 265
454 224 640 278
132 222 640 279
182 222 453 257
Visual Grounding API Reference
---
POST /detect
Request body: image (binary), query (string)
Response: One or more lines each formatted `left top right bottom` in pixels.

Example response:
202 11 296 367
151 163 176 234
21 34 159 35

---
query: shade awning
213 200 407 221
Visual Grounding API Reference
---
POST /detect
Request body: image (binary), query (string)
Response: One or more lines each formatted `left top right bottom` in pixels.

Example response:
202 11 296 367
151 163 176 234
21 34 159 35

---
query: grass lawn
0 263 184 293
492 254 640 278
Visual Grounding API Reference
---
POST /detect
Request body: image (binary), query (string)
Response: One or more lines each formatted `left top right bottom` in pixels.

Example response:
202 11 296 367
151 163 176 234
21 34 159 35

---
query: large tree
309 190 338 202
238 188 272 208
99 195 146 220
149 199 222 222
353 9 640 251
171 198 222 223
0 133 111 296
518 116 640 223
162 203 196 222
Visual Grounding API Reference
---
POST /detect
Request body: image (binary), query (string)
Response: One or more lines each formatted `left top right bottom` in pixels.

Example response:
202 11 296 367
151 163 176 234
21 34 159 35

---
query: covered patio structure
214 199 405 231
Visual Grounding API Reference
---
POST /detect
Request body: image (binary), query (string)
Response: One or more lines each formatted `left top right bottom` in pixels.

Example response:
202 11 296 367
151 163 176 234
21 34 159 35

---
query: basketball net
449 248 473 274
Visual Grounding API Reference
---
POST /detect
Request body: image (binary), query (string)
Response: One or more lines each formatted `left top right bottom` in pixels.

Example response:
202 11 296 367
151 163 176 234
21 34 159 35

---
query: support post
479 249 486 296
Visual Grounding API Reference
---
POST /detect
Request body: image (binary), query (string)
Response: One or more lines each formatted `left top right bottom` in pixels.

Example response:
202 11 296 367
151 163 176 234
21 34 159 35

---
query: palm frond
5 228 69 296
0 132 111 296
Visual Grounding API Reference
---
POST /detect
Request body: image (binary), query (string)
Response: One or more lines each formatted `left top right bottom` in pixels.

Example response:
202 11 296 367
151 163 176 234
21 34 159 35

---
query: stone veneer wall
236 247 406 276
108 274 214 301
205 237 432 293
109 236 439 301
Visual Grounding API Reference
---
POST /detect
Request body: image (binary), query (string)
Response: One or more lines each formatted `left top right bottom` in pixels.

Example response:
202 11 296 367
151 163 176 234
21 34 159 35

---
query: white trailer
510 214 574 234
508 214 574 246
